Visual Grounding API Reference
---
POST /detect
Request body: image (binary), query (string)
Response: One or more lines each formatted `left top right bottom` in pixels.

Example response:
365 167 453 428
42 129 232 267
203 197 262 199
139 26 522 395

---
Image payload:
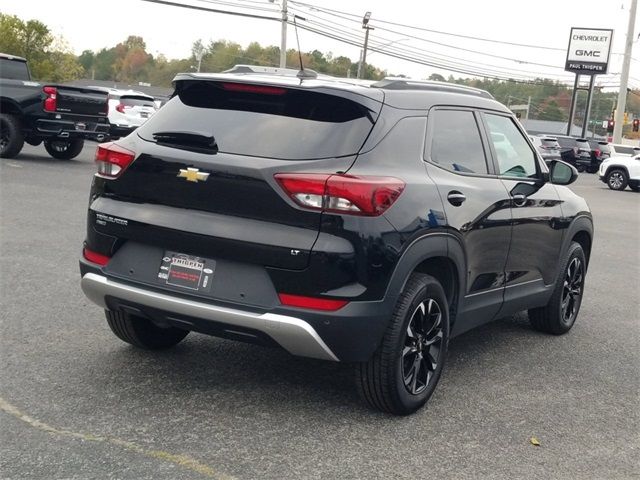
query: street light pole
357 12 372 79
612 0 637 143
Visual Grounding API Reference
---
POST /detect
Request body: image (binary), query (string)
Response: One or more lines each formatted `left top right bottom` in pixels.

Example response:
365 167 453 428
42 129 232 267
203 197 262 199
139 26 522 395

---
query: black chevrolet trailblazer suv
80 70 593 415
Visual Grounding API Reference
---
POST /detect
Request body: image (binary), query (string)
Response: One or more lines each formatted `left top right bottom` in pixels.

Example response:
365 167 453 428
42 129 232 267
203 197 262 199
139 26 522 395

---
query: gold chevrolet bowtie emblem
177 167 210 183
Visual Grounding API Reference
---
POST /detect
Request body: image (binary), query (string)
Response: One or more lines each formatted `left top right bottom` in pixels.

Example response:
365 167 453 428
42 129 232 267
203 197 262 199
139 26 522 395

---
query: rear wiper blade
152 131 218 152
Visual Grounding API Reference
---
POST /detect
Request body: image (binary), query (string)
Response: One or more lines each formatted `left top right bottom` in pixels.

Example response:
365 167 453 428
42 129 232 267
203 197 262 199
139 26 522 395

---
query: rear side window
428 110 488 174
0 58 30 80
137 81 379 160
484 114 538 178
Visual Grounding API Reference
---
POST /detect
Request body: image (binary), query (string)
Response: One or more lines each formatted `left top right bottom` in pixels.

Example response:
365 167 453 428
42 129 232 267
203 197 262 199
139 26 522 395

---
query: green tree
538 100 565 121
428 73 446 82
78 50 95 76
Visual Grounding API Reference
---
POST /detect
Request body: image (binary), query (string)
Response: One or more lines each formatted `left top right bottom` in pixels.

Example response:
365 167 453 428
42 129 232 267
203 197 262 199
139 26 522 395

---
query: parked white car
598 153 640 191
107 92 158 138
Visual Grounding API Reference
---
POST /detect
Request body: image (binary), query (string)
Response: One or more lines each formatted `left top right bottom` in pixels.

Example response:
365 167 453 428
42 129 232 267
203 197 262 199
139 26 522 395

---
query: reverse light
95 142 136 178
275 173 405 216
278 293 348 311
43 86 57 112
83 247 110 266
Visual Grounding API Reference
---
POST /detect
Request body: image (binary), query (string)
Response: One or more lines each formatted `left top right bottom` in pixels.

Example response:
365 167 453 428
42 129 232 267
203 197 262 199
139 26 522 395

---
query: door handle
447 191 466 206
511 193 527 207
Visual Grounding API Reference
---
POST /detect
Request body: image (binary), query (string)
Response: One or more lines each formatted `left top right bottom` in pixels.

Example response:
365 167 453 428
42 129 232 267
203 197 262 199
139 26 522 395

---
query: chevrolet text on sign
565 27 614 74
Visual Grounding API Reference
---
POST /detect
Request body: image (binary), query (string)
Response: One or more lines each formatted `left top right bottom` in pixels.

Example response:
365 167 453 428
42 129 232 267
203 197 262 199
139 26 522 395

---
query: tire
0 114 25 158
606 169 628 191
576 164 585 173
528 242 586 335
586 166 598 174
105 310 189 349
630 184 640 192
356 273 449 415
44 138 84 160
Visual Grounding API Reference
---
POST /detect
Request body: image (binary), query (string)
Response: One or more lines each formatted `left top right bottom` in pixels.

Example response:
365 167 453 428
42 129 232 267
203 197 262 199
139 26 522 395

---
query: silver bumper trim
81 273 339 362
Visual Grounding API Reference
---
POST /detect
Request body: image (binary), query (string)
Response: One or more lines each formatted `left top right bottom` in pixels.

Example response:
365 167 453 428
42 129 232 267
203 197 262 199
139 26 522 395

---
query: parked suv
79 72 593 415
554 136 592 172
529 135 562 164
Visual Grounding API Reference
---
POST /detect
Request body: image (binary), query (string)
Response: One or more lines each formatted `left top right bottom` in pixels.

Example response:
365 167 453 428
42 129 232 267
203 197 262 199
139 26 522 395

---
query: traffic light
633 118 640 133
607 119 615 133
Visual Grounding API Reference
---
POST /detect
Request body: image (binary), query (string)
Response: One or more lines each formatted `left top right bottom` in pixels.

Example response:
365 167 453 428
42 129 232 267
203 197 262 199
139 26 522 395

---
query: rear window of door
484 113 539 178
427 109 489 174
137 80 380 160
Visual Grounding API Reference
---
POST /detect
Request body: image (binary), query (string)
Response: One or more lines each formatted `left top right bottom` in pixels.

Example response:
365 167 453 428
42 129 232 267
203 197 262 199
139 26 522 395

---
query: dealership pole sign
565 27 614 74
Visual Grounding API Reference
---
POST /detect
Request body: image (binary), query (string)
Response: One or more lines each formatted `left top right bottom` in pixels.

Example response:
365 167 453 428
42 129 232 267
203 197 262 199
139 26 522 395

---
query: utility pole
613 0 637 143
526 96 531 121
279 0 288 68
357 12 372 79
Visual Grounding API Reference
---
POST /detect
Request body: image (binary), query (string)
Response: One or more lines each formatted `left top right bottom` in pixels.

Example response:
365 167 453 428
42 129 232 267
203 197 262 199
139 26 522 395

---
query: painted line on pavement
0 395 236 480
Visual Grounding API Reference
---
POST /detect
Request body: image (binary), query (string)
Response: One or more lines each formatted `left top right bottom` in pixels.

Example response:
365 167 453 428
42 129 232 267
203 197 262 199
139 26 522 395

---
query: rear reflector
43 86 57 112
221 82 286 95
278 293 348 311
95 142 136 178
275 173 405 216
83 247 110 266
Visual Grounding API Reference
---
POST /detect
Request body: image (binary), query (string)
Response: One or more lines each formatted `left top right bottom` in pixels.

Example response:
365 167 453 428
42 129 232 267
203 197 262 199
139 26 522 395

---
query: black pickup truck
0 53 110 159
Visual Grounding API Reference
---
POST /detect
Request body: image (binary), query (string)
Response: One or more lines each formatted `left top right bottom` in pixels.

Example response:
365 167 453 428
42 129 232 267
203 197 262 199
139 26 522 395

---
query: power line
288 8 575 82
288 3 571 72
140 0 280 21
289 0 568 52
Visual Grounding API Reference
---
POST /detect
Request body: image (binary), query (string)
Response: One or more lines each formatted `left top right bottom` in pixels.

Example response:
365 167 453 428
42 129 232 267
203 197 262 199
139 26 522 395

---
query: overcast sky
1 0 638 89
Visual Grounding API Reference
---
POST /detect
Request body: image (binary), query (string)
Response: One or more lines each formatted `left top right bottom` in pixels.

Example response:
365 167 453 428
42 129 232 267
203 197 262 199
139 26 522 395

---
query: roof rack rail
223 64 320 79
371 77 494 99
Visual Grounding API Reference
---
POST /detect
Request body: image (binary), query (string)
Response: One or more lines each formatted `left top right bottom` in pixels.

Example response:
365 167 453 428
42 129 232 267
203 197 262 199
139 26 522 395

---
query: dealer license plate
157 252 215 291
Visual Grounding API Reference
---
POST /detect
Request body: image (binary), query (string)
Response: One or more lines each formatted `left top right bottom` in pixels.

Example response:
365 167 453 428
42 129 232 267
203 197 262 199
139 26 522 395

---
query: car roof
0 52 27 62
172 69 509 113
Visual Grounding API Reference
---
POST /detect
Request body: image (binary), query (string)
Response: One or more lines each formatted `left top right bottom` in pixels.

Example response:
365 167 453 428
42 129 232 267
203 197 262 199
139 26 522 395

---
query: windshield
137 80 379 160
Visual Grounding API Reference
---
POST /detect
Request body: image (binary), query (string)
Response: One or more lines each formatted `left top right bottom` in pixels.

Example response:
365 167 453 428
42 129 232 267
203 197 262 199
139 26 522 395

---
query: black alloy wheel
529 241 586 335
402 298 444 395
357 273 449 415
561 257 583 325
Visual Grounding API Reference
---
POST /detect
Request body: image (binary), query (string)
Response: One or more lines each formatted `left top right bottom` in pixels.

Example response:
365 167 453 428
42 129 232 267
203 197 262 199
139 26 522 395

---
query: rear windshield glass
556 137 577 148
121 96 155 107
614 145 634 155
0 58 30 80
541 139 559 148
137 80 379 160
575 140 590 148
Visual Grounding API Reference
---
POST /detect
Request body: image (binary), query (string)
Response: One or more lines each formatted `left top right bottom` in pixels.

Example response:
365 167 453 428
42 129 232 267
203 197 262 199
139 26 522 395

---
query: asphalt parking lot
1 143 638 480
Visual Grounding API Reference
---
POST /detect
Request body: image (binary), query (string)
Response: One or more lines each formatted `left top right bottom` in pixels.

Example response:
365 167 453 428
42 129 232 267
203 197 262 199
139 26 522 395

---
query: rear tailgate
120 94 157 120
90 78 383 270
50 85 108 117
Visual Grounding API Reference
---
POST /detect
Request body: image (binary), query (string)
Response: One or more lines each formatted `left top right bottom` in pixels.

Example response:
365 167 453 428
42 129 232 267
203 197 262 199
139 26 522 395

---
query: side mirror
549 160 578 185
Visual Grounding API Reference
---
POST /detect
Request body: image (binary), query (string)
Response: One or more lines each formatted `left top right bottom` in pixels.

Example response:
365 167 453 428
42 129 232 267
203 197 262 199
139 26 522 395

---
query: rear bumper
81 272 340 361
35 118 110 141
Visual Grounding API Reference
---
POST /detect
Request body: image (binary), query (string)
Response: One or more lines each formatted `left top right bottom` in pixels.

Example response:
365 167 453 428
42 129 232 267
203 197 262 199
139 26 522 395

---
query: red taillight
275 173 405 216
43 86 57 112
83 247 110 266
595 148 601 157
95 142 136 178
115 103 129 113
221 82 286 95
278 293 348 311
